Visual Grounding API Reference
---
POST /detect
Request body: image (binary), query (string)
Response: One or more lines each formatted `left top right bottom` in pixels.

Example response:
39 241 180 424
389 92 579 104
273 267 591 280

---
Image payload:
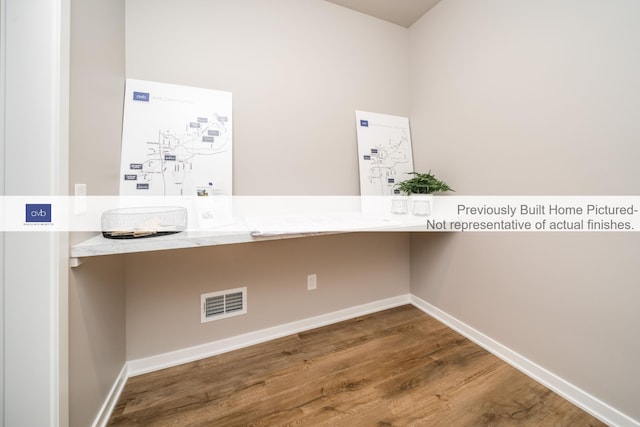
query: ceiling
325 0 442 27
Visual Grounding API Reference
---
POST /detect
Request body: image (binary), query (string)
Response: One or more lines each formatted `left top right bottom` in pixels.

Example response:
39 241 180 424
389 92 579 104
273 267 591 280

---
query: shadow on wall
69 255 126 427
410 232 460 302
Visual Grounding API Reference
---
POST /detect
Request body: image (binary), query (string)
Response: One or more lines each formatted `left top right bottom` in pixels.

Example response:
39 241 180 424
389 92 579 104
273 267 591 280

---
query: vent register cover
201 287 247 323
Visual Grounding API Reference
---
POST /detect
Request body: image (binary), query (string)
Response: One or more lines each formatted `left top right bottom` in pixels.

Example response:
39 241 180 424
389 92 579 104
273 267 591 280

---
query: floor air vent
201 287 247 323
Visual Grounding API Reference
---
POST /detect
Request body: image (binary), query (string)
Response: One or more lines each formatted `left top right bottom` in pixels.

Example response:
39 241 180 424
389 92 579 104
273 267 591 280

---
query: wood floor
108 305 606 426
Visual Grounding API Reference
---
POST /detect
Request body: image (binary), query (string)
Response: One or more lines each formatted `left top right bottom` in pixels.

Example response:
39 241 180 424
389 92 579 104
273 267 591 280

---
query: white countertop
69 213 425 261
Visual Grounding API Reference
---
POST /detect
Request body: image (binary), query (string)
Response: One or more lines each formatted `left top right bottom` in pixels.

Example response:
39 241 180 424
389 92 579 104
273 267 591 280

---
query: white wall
125 0 410 196
409 0 640 423
2 0 70 425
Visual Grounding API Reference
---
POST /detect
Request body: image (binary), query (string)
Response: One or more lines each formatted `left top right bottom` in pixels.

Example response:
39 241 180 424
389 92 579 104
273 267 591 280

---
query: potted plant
395 171 454 195
394 171 454 216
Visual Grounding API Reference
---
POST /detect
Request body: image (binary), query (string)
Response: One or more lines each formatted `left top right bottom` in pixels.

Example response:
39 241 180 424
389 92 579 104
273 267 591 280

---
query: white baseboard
410 295 639 427
127 294 412 377
92 363 128 427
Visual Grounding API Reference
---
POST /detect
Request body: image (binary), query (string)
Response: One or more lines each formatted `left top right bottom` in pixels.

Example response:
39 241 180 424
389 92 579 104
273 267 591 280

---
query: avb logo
133 91 150 102
360 120 369 127
26 204 52 223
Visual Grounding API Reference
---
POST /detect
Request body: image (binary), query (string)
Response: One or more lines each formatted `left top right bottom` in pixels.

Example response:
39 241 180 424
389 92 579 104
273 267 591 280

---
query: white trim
92 364 128 427
49 233 60 427
127 294 411 376
410 295 640 427
49 0 70 423
1 0 6 421
2 0 68 425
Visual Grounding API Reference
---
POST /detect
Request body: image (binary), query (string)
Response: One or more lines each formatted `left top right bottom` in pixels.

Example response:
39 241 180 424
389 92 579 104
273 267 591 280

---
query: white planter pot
390 196 410 215
410 194 433 216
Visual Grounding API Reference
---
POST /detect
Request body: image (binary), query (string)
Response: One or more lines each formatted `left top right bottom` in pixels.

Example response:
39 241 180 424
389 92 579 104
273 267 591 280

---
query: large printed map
119 79 232 197
355 110 414 196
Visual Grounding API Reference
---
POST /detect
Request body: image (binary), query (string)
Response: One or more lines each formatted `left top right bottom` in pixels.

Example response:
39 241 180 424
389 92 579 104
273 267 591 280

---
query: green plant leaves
395 171 454 195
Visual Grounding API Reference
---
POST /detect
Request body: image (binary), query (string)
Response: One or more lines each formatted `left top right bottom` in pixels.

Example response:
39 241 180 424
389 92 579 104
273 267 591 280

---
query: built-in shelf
69 214 434 267
70 227 328 261
71 229 249 259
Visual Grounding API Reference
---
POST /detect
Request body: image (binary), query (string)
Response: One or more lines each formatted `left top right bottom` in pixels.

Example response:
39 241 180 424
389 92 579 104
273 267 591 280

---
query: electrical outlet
75 183 87 197
307 274 317 291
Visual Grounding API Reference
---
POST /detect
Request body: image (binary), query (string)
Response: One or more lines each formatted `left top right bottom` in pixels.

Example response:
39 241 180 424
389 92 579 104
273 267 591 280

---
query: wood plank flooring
108 305 606 426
